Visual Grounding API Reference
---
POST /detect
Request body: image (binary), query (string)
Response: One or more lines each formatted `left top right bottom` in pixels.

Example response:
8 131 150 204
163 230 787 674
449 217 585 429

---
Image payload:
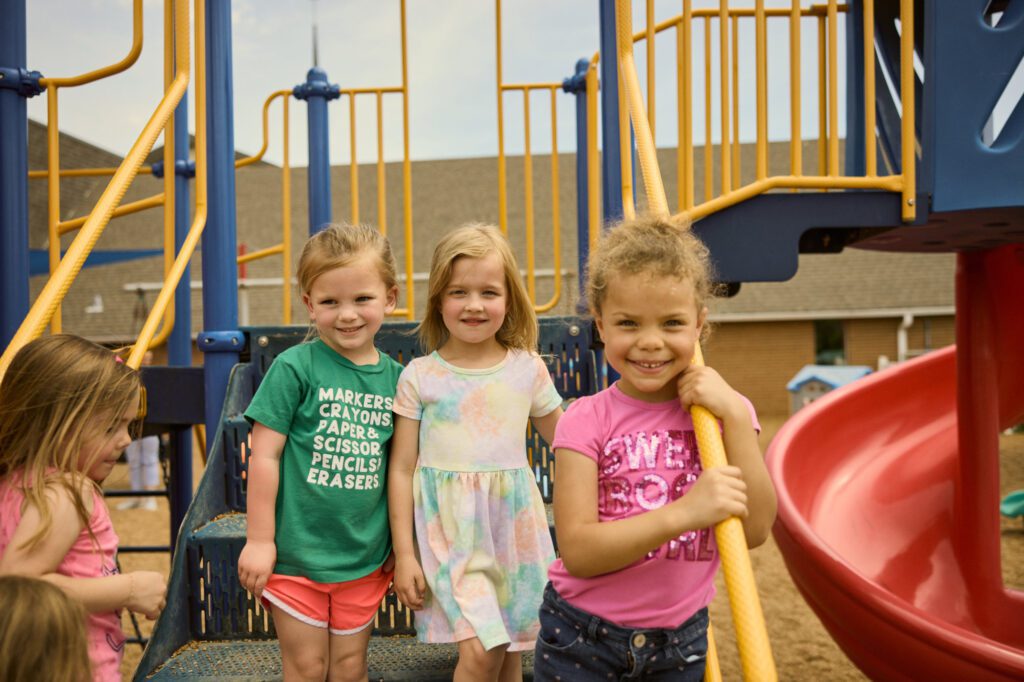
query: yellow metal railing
36 0 144 333
494 0 563 313
131 0 208 366
0 0 196 377
233 90 294 323
583 0 916 237
581 1 917 228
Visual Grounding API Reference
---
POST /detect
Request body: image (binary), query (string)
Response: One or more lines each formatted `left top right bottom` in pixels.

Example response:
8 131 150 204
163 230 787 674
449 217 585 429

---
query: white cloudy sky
26 0 853 167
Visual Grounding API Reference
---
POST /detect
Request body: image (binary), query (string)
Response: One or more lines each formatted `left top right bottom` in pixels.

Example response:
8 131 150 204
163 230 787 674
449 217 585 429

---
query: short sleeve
739 393 761 434
392 362 423 420
529 354 563 418
551 394 602 463
244 353 305 435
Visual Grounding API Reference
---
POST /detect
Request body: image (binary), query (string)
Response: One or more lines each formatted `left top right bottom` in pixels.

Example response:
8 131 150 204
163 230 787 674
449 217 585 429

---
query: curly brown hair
585 214 717 338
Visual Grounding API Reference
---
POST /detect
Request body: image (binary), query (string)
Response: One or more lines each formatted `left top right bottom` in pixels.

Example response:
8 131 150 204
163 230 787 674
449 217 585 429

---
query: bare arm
387 415 426 609
553 448 747 578
530 405 563 447
237 422 286 599
678 366 778 547
0 482 166 618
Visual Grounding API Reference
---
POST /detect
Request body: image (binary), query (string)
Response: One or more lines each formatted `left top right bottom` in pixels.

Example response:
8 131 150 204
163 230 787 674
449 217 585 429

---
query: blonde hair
0 575 91 682
586 214 716 339
296 223 399 341
0 335 141 551
418 223 538 353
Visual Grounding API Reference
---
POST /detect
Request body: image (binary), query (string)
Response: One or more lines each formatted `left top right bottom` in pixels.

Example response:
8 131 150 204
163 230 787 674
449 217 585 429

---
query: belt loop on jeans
586 615 601 643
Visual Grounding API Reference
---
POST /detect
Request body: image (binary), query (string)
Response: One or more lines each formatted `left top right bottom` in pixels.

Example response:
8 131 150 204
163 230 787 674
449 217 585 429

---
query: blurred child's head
418 223 538 353
0 575 91 682
0 335 141 547
297 223 399 362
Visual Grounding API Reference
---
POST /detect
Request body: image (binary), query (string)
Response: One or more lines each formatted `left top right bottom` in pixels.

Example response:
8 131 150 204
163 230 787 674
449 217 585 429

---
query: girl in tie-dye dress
389 224 562 681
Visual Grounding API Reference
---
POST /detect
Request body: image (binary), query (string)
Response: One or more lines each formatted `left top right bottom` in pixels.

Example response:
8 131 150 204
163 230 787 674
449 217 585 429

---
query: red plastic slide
767 246 1024 681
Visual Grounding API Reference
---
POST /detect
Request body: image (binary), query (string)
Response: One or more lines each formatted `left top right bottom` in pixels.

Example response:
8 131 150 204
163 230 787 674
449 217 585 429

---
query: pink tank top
0 474 125 682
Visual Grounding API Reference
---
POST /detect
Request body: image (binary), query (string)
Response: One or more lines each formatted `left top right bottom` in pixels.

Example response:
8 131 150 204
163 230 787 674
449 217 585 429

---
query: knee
458 640 504 677
329 649 368 682
288 652 328 681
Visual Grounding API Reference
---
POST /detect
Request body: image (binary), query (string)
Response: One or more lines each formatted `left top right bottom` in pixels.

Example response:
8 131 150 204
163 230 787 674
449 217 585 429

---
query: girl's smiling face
595 273 706 402
77 393 139 483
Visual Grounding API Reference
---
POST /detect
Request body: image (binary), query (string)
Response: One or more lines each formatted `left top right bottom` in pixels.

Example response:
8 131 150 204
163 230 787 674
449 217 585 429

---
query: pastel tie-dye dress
393 349 561 651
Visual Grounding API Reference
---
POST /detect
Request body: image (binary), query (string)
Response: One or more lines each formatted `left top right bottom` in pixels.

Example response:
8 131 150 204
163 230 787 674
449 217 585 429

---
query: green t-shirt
244 338 403 582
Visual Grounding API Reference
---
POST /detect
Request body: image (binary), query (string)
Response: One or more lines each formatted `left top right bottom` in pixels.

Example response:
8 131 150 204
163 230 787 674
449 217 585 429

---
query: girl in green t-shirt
239 223 404 681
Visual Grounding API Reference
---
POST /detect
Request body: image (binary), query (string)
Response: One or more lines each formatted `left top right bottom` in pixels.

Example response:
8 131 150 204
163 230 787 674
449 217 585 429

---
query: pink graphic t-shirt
547 383 759 629
0 474 125 682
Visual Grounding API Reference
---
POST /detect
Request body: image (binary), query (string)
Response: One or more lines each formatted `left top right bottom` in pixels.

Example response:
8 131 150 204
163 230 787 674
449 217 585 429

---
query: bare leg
327 624 373 682
272 606 329 682
498 650 523 682
454 637 509 682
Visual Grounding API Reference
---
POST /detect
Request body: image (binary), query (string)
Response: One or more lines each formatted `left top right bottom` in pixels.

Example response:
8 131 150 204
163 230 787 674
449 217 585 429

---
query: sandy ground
107 426 1024 681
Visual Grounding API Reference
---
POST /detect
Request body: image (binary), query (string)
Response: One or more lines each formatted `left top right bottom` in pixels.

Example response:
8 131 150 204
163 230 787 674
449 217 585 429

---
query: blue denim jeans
533 583 708 681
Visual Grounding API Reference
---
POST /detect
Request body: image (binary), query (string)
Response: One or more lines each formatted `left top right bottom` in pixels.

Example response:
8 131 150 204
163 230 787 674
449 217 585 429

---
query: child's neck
437 337 507 369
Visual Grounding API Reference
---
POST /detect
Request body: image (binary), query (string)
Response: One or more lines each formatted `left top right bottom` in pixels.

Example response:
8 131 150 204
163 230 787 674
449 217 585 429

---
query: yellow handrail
38 0 144 90
129 0 205 367
236 90 293 168
614 2 777 681
0 0 190 377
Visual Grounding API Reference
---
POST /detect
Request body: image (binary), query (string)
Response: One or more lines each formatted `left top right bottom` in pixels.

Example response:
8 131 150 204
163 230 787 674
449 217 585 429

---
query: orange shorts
261 566 392 635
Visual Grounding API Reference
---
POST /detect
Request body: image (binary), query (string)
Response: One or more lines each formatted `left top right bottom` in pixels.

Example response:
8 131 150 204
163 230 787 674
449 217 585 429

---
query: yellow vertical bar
756 0 768 180
828 0 839 176
523 89 536 301
376 90 387 236
731 13 740 189
704 16 713 202
46 87 62 333
495 0 508 235
720 1 731 194
349 94 359 222
158 0 176 347
676 19 685 212
400 0 414 318
586 64 600 251
282 96 292 324
899 0 915 220
863 0 877 177
790 0 802 176
548 86 561 309
683 3 694 209
817 15 827 177
647 0 656 142
618 47 635 219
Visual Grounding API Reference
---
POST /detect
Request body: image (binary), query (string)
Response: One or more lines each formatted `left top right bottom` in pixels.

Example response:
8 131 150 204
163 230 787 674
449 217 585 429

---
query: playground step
145 638 536 681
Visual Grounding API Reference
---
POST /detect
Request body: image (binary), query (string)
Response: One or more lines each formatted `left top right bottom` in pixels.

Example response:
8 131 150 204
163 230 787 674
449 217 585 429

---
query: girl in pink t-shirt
0 335 167 682
537 216 777 681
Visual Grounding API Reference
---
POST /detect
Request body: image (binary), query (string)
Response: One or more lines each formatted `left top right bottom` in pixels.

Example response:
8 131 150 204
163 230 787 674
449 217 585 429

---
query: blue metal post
294 67 340 235
563 58 591 305
598 0 624 224
198 0 243 463
0 0 37 349
168 91 193 544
